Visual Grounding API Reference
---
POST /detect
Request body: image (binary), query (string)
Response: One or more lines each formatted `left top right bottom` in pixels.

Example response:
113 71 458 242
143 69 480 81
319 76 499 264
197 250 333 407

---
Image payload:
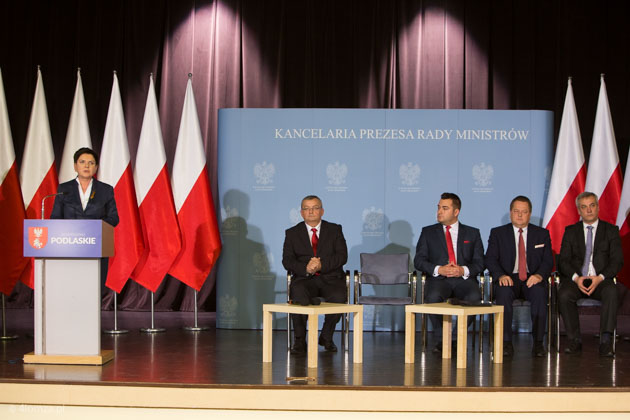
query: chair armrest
345 270 351 304
411 271 418 304
354 270 360 304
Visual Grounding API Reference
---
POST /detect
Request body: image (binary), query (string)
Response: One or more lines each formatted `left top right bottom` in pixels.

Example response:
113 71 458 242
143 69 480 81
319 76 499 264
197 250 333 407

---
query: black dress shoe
564 340 582 354
532 341 545 357
318 336 337 352
290 340 306 355
503 342 514 357
432 342 457 354
309 297 322 305
599 341 614 357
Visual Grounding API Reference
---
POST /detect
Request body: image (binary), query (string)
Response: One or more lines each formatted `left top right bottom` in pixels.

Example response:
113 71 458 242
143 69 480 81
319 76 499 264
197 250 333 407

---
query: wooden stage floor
1 309 630 414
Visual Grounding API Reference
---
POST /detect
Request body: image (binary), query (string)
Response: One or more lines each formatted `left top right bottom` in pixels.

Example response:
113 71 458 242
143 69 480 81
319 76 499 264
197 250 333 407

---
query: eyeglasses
301 206 322 212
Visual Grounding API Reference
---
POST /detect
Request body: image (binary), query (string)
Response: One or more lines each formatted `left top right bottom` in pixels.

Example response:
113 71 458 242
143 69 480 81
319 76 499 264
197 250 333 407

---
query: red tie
518 228 527 281
311 228 318 256
445 225 456 264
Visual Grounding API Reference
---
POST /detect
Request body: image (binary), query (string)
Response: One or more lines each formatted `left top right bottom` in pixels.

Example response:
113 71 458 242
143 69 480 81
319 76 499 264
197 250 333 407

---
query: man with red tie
484 196 553 358
282 195 348 354
414 192 485 353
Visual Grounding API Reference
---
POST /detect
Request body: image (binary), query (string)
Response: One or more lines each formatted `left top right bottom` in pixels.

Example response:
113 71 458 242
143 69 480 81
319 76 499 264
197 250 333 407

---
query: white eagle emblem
220 206 239 231
362 207 384 231
28 226 48 249
218 295 238 320
399 162 420 186
253 161 275 185
472 162 494 187
326 161 348 186
253 252 272 274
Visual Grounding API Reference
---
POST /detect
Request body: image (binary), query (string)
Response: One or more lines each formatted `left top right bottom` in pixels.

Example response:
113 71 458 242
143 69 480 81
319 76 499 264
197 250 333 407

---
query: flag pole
140 291 165 333
0 294 18 340
103 289 128 334
183 288 209 331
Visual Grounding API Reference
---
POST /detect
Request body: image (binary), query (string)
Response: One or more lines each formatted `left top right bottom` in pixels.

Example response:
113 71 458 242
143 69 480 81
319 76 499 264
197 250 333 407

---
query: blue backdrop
216 109 554 331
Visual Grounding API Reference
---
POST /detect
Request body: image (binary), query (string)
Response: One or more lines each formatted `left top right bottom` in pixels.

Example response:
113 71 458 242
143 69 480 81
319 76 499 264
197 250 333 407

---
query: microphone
41 192 67 220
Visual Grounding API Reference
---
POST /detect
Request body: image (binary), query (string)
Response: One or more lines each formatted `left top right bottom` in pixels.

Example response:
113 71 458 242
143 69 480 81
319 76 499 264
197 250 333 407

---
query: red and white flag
615 150 630 287
59 69 92 183
0 68 28 295
19 68 58 288
584 75 622 224
99 72 145 293
130 75 181 293
168 77 222 291
543 78 586 255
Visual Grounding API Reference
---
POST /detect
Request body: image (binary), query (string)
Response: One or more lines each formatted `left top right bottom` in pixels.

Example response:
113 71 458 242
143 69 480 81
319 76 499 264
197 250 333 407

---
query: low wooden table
262 303 363 368
405 302 504 369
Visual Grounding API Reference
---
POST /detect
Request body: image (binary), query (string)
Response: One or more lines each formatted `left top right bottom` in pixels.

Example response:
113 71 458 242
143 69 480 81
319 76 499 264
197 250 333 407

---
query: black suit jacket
51 178 119 227
282 220 347 281
558 220 623 282
414 222 484 279
484 223 553 282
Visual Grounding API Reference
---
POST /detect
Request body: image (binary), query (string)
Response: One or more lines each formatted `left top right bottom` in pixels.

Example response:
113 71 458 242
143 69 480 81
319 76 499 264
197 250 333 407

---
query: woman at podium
51 147 119 227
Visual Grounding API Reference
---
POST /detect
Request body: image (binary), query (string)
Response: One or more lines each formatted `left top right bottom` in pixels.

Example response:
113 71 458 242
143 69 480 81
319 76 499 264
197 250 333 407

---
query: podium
23 219 114 365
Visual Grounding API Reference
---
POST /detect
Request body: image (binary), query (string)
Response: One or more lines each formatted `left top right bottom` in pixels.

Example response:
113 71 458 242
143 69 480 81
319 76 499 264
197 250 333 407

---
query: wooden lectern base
23 350 114 366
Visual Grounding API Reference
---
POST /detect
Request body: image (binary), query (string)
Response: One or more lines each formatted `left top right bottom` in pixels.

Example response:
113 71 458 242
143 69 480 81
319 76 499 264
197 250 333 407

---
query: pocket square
534 244 545 248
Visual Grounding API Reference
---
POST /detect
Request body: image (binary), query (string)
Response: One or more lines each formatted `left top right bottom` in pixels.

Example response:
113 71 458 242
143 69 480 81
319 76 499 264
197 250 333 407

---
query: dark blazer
51 178 119 227
484 223 553 282
414 222 484 278
558 220 623 282
282 220 347 281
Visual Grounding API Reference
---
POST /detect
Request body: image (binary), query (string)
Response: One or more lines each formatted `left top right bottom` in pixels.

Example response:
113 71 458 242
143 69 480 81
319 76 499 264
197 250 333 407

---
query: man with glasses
485 195 553 357
282 195 348 354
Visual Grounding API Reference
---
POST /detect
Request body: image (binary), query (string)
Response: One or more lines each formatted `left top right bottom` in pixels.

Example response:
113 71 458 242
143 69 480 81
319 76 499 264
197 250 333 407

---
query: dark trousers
558 278 618 342
425 276 481 341
494 274 547 342
290 275 347 343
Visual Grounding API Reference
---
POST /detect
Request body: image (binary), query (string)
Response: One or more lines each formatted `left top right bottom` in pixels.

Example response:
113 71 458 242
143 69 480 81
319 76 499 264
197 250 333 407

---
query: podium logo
28 227 48 249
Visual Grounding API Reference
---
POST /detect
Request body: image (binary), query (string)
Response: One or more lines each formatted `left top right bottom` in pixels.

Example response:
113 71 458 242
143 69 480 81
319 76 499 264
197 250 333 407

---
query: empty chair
354 253 417 306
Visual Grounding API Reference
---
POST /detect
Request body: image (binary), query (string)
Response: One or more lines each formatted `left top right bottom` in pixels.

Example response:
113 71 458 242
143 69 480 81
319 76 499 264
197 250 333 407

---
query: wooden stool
262 303 363 368
405 302 504 369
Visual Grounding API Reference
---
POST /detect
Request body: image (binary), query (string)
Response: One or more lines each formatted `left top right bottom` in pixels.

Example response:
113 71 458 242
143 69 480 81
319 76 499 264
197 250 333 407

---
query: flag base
183 326 210 331
103 328 129 334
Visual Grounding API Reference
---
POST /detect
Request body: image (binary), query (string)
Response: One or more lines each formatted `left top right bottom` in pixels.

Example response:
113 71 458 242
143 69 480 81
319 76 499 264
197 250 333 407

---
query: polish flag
584 75 622 225
98 72 145 293
0 68 28 295
543 78 586 255
168 77 222 291
130 75 181 293
19 68 58 288
59 69 92 183
615 150 630 287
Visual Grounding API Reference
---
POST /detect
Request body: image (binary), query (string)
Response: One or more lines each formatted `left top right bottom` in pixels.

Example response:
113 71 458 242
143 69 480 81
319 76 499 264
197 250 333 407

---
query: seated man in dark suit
485 195 553 357
414 192 484 352
282 195 348 354
558 191 623 357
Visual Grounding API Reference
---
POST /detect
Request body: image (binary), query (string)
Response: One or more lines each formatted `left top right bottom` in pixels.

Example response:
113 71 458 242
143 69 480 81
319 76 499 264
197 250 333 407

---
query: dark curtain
1 0 629 310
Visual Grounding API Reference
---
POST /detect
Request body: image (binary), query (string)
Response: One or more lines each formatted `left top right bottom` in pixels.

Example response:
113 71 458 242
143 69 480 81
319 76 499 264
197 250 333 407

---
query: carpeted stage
1 309 630 418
